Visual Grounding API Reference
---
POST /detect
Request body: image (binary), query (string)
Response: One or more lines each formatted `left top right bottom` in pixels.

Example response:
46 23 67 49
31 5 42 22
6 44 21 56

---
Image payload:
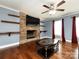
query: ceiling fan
42 0 65 14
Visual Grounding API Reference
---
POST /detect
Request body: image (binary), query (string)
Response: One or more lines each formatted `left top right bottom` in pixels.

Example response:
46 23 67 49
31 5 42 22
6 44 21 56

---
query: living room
0 0 78 59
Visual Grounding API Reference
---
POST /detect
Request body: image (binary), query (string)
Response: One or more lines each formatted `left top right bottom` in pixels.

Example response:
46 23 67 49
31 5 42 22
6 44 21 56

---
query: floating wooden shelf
40 25 45 27
0 32 20 36
8 14 20 18
40 21 45 23
40 30 47 33
1 20 20 24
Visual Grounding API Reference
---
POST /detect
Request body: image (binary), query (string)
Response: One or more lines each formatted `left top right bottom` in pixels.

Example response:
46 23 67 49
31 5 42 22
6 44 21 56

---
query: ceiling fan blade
56 9 65 11
57 0 65 7
41 10 49 14
43 5 50 9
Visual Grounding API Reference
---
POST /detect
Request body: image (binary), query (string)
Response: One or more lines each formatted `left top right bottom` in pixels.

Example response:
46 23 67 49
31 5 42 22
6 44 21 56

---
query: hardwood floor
0 40 78 59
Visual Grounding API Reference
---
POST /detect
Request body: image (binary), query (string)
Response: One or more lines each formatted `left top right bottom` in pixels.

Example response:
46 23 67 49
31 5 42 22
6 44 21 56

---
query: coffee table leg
45 47 49 59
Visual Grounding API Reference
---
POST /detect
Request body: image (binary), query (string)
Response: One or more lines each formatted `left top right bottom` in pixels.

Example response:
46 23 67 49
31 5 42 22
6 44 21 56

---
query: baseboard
66 40 71 42
0 42 19 49
40 36 52 39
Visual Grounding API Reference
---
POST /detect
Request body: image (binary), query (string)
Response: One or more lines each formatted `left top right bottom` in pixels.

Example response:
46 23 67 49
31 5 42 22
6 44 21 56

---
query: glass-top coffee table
37 38 54 59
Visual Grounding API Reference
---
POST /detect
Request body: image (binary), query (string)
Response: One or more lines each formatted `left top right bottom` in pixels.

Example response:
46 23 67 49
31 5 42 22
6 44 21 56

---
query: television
26 15 40 25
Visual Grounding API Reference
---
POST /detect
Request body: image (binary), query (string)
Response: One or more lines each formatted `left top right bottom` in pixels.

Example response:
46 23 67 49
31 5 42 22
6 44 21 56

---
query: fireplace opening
27 30 36 39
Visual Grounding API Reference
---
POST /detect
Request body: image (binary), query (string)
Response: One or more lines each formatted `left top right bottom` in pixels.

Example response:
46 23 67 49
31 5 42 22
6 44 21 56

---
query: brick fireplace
20 12 40 44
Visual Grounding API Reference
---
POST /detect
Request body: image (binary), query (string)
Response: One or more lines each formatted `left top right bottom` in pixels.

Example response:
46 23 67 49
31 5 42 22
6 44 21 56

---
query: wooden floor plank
0 41 78 59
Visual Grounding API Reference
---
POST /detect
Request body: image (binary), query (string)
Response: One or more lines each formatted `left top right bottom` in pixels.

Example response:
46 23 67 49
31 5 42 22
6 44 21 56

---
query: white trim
40 36 52 39
0 4 19 12
66 40 71 42
0 42 19 49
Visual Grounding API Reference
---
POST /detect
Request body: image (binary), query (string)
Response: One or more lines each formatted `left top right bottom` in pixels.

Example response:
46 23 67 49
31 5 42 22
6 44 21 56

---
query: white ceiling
0 0 79 20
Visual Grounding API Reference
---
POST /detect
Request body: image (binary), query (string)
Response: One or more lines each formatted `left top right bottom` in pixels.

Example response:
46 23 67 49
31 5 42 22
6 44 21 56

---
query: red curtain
62 19 66 42
72 16 78 44
52 20 55 39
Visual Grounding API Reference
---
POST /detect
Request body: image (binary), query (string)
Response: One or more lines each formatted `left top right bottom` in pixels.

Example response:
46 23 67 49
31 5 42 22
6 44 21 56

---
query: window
76 17 79 42
55 20 62 38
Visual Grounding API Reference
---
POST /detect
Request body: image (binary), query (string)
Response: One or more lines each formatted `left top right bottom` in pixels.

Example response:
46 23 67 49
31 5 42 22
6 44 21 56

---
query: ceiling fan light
49 10 56 15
